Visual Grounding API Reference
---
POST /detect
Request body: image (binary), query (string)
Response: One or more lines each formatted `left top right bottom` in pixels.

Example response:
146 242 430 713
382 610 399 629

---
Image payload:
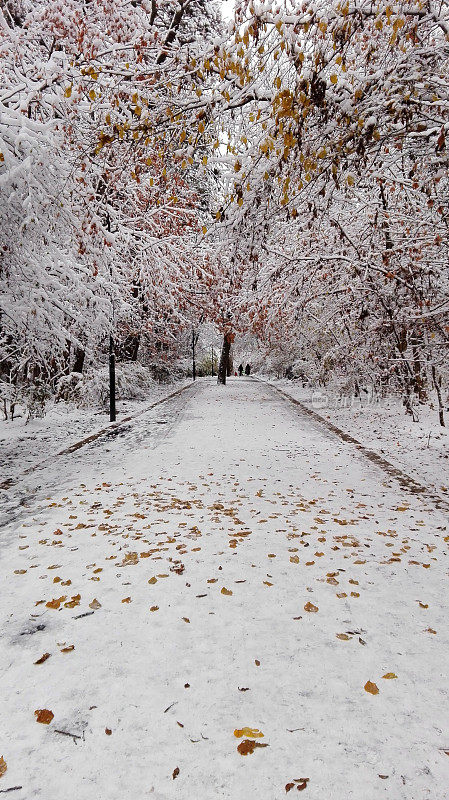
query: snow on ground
267 379 449 501
0 378 448 800
0 380 191 486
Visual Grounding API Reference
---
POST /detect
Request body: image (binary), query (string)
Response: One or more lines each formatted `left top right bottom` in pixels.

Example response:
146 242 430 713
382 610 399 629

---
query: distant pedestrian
238 364 243 376
245 363 251 376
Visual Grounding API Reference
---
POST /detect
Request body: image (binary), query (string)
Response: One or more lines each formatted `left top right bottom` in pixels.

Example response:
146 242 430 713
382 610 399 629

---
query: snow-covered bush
55 372 84 403
21 382 52 419
73 363 159 408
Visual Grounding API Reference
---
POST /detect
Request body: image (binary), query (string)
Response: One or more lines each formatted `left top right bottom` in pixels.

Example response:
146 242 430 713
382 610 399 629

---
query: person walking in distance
238 364 243 376
245 363 251 376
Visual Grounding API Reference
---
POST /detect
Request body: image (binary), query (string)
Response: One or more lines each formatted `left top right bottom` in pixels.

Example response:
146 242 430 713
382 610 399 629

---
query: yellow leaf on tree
364 680 379 695
330 74 338 84
234 727 264 739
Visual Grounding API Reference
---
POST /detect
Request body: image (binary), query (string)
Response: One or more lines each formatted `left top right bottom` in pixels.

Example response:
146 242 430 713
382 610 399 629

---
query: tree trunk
411 331 426 401
227 346 234 377
73 347 85 373
122 335 140 362
217 333 232 385
431 365 445 427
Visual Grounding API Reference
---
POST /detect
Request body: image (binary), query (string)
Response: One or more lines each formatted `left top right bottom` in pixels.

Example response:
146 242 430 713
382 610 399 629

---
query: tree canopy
1 0 448 416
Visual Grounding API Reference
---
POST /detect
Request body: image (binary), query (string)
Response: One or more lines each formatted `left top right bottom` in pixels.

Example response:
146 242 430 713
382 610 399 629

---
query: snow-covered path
1 378 448 799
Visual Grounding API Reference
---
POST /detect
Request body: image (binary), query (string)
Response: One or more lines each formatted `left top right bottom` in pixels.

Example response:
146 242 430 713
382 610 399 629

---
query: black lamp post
109 334 116 422
106 210 116 423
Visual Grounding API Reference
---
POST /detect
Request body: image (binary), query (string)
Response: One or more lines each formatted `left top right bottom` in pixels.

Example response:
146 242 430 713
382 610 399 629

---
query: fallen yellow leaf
34 708 54 724
234 727 264 739
221 587 233 596
0 756 6 778
382 673 397 679
46 596 67 610
364 680 379 695
237 739 269 756
304 601 318 613
34 653 51 665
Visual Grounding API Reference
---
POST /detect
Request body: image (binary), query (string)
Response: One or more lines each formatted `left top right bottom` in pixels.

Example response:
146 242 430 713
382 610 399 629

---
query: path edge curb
0 381 195 491
257 377 449 514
